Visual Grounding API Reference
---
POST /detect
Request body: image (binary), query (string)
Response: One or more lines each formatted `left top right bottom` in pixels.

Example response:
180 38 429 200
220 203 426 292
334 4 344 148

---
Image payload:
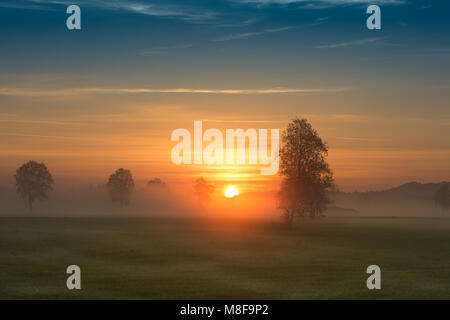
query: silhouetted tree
278 118 335 224
194 178 214 204
147 177 169 196
148 178 165 186
434 183 450 211
107 168 134 207
15 160 54 213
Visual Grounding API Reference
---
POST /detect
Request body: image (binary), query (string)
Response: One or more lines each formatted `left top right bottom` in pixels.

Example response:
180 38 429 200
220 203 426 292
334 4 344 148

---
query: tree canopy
278 118 334 224
15 160 54 213
148 178 165 186
107 168 134 207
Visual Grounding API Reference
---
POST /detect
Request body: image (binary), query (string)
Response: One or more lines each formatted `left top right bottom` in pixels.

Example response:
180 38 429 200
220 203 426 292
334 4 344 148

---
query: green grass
0 217 449 299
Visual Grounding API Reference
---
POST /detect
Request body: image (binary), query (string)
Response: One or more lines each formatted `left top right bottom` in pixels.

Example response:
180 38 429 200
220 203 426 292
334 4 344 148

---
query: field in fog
1 217 449 299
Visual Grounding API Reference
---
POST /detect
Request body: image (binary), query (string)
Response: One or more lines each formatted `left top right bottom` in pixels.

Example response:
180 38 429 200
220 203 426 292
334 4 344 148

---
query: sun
224 186 239 198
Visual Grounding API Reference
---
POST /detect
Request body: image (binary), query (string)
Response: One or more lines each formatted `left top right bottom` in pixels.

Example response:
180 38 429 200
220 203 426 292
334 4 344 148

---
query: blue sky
1 0 449 115
1 0 449 81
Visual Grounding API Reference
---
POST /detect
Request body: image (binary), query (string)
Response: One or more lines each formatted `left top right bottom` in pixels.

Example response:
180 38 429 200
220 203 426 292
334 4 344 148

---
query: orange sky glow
1 82 449 194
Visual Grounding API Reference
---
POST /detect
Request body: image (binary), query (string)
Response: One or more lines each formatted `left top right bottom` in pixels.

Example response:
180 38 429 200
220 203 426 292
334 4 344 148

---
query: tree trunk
285 207 295 226
28 196 33 214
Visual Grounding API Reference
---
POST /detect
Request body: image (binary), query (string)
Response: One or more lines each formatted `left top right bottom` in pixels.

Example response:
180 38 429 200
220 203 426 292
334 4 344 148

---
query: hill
328 182 450 217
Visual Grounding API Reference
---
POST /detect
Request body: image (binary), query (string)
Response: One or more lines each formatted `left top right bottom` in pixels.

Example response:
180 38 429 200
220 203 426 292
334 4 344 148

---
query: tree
147 177 169 198
107 168 134 207
194 177 214 204
15 160 54 213
278 118 335 224
434 183 450 211
148 178 165 186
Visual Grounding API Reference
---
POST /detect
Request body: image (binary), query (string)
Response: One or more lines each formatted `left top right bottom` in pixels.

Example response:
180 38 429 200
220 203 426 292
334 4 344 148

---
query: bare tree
107 168 134 207
15 160 54 213
434 183 450 211
194 177 214 204
278 118 335 224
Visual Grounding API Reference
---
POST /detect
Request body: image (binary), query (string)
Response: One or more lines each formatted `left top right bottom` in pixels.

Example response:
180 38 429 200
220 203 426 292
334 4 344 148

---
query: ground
0 217 449 299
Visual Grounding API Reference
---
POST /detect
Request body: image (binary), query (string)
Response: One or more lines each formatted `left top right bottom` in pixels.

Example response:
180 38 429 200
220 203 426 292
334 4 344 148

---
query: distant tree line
11 119 335 220
13 162 138 213
12 159 215 214
14 118 445 220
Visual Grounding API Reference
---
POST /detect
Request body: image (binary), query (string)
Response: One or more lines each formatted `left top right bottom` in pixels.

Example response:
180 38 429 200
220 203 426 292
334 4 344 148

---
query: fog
0 181 279 220
1 178 448 219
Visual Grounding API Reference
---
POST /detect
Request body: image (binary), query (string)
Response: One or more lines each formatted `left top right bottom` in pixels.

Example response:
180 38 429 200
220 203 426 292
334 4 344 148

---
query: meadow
0 216 449 299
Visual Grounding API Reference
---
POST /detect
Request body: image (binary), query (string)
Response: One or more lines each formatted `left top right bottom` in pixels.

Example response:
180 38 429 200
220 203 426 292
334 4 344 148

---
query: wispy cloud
314 37 383 49
231 0 406 7
0 86 352 96
203 119 275 123
218 18 261 28
336 136 370 141
213 26 293 42
0 132 100 141
0 1 50 10
6 0 217 22
92 1 217 22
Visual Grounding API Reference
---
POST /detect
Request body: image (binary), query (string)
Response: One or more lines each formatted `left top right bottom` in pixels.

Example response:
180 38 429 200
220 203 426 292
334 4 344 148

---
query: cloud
0 1 50 10
94 1 217 22
218 18 261 28
6 0 217 22
0 86 352 96
203 119 276 123
213 26 293 42
336 136 370 141
1 0 408 24
314 37 383 49
231 0 406 7
0 132 99 141
331 114 368 122
304 113 369 123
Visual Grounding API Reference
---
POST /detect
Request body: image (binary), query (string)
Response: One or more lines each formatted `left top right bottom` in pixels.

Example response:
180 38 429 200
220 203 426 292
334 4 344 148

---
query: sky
0 0 449 192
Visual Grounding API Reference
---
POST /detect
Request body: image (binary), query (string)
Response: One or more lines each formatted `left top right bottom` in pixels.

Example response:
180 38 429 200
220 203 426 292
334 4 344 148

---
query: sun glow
224 186 239 198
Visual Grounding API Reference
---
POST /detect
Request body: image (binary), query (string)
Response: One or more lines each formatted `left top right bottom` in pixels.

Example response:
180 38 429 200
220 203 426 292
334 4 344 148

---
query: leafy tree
194 177 214 204
15 160 54 213
434 183 450 211
147 177 169 197
107 168 134 207
148 178 165 186
278 118 335 224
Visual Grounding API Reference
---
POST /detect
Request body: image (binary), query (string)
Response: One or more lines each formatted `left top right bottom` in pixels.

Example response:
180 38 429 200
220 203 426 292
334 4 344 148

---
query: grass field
0 216 449 299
